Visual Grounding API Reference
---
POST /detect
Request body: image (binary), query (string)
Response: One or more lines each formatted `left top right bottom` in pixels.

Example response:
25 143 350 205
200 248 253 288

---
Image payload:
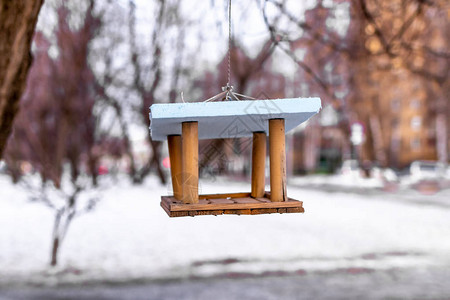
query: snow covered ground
1 173 450 287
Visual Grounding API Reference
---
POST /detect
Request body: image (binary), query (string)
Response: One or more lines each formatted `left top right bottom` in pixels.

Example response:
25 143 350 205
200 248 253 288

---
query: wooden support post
269 119 287 202
251 132 266 198
182 122 199 204
168 135 182 200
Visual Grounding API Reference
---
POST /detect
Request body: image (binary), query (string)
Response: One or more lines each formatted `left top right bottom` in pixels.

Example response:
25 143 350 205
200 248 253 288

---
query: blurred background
0 0 449 299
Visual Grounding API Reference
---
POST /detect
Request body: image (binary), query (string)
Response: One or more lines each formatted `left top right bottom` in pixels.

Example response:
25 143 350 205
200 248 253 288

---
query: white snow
1 173 450 286
288 173 385 189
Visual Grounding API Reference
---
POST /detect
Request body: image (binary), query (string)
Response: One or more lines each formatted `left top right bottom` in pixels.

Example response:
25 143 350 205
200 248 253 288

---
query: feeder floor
160 192 304 217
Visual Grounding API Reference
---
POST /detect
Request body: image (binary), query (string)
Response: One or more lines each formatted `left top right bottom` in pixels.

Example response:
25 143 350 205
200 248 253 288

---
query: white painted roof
149 98 321 141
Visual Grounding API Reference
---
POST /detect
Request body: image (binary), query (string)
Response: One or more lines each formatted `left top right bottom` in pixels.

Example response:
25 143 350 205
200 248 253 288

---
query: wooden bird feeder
149 97 321 217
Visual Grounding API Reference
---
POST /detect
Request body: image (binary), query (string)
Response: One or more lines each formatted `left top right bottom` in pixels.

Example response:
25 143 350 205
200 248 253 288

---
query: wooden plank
251 208 278 215
168 135 182 200
169 199 302 211
170 211 192 217
232 198 261 204
162 194 300 208
251 132 266 198
166 208 299 217
182 121 199 204
198 199 210 205
287 207 305 213
161 197 177 215
223 209 252 215
254 197 271 203
160 201 171 215
160 194 304 217
278 208 287 214
269 119 287 202
199 192 251 200
169 198 302 212
193 210 224 216
161 196 176 208
210 199 235 204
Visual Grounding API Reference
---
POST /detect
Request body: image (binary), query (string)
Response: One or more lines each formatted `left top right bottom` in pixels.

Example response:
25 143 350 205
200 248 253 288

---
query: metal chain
226 0 232 100
201 0 256 103
227 0 232 86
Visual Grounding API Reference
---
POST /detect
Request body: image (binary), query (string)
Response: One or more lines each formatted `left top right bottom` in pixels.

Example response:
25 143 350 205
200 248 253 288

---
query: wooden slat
254 197 271 203
160 193 304 217
169 211 191 217
160 201 171 215
210 199 235 204
251 208 278 215
168 200 302 212
231 198 260 204
287 207 305 213
223 209 252 215
198 192 251 200
165 208 303 217
164 198 302 212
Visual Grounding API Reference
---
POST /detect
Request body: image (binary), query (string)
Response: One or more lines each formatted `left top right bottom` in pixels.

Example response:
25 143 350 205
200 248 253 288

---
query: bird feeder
149 97 321 217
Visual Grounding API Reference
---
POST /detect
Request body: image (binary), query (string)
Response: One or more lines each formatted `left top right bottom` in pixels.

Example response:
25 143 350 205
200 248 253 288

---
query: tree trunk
49 206 75 266
50 237 59 266
138 137 166 184
304 118 321 173
436 97 448 164
87 154 98 187
0 0 44 158
50 210 62 266
369 116 387 167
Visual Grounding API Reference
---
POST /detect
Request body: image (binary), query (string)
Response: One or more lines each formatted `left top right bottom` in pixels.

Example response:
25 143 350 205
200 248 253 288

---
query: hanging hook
222 83 234 101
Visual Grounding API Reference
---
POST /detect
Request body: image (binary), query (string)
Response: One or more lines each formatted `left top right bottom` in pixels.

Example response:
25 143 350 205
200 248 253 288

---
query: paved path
2 266 450 300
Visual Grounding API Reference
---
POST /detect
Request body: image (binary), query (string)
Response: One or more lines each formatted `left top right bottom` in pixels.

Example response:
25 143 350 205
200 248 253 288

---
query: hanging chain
224 0 233 100
227 0 232 88
201 0 255 103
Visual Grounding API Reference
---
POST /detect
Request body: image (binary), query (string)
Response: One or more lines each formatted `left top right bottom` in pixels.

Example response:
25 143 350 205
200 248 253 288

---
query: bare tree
96 0 191 184
125 0 166 184
262 0 449 168
4 0 107 266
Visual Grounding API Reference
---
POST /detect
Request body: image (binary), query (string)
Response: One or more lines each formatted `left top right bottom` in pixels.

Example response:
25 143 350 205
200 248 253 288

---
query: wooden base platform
160 192 304 217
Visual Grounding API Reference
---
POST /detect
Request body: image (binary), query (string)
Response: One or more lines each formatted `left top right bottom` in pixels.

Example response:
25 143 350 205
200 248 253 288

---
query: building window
391 118 399 128
411 138 421 151
411 116 422 130
391 99 401 111
410 99 421 109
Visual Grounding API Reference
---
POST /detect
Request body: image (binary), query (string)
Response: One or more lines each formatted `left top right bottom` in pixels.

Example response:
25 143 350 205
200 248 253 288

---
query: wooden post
269 119 287 202
251 132 266 198
168 135 182 200
181 122 198 204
